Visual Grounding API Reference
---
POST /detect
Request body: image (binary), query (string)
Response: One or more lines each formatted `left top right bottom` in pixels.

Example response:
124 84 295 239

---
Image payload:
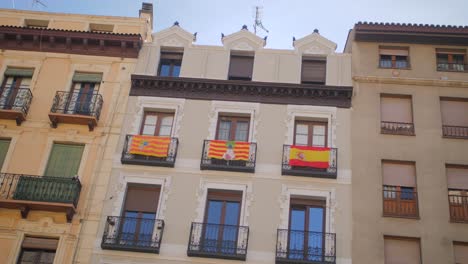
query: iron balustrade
50 91 103 120
276 229 336 264
187 222 249 260
101 216 164 253
442 125 468 139
0 173 81 207
449 193 468 223
281 145 337 178
0 85 33 115
121 135 179 167
383 185 419 218
200 140 257 173
437 63 467 72
381 121 415 135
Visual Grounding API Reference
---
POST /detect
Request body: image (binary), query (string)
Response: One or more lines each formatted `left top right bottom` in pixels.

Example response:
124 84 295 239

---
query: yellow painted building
0 4 152 263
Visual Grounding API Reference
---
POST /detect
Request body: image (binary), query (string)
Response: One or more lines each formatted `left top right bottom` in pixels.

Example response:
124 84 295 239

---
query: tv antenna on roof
31 0 47 8
253 6 269 35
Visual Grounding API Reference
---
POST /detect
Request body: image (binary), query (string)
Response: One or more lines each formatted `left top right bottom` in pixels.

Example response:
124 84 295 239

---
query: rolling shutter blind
384 237 421 264
379 47 409 56
0 139 10 170
4 68 34 78
22 237 59 250
44 144 84 177
454 243 468 263
72 72 102 83
383 162 416 187
124 185 160 213
440 99 468 126
381 96 413 123
301 59 326 84
447 166 468 190
160 52 183 60
436 48 466 55
228 55 254 79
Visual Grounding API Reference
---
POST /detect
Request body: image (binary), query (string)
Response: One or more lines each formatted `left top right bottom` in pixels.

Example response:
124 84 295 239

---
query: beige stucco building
0 4 152 264
345 23 468 263
79 23 354 264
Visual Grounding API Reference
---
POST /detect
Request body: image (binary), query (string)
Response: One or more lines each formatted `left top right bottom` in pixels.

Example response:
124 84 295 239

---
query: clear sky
2 0 468 51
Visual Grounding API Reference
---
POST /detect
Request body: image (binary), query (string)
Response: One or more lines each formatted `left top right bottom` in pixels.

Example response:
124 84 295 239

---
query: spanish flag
129 135 171 158
208 140 250 161
289 146 330 168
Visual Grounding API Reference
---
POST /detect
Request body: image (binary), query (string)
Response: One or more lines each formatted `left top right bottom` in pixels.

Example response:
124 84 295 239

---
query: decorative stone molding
131 76 353 108
222 28 265 51
152 25 195 48
353 75 468 88
293 32 337 55
130 96 185 137
207 101 260 142
16 217 72 234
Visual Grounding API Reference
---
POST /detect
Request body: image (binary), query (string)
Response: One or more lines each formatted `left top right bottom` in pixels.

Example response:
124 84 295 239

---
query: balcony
0 173 81 221
276 229 336 264
101 216 164 253
282 145 337 179
383 185 419 218
0 86 33 125
437 63 467 72
449 193 468 223
200 140 257 173
381 121 415 136
49 91 103 131
121 135 179 167
187 222 249 261
442 125 468 139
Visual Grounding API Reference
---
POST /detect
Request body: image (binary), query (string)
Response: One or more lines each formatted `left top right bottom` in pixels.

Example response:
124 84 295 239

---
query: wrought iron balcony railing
0 85 33 125
383 185 419 218
121 135 179 167
281 145 337 178
437 63 467 72
0 173 81 221
101 216 165 253
381 121 415 136
187 222 249 260
276 229 336 264
49 91 103 130
200 140 257 173
442 125 468 139
449 192 468 223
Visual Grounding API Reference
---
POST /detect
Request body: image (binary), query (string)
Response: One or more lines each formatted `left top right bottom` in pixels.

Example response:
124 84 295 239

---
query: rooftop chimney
140 2 154 30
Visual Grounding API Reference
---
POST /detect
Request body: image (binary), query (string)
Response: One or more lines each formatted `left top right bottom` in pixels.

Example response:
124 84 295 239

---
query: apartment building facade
0 5 152 264
346 23 468 263
82 24 353 264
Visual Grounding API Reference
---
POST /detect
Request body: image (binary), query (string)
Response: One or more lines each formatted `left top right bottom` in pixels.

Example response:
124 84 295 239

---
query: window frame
227 54 255 81
158 52 183 77
300 57 327 85
436 49 467 72
215 115 251 142
293 120 328 147
378 46 410 69
139 111 175 137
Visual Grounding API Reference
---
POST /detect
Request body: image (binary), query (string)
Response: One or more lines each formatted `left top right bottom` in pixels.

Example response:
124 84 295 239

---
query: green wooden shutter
0 139 11 170
44 144 84 178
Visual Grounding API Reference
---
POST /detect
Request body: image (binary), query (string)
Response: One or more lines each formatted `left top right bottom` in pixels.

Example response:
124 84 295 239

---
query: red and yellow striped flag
208 140 250 161
289 146 330 168
129 135 171 158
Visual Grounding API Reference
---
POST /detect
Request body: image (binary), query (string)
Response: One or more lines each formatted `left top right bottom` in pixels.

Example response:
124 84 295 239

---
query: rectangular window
447 165 468 222
140 112 174 136
18 237 58 264
228 54 254 81
294 120 327 147
1 68 33 110
436 48 466 72
301 57 326 84
454 242 468 264
379 46 410 69
0 139 10 170
447 165 468 191
382 161 418 217
384 236 421 264
216 115 250 142
158 52 182 77
440 97 468 138
68 72 102 115
44 143 84 178
380 95 414 135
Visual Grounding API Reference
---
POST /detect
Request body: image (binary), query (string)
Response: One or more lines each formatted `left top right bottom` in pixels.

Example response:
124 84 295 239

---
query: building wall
350 40 468 263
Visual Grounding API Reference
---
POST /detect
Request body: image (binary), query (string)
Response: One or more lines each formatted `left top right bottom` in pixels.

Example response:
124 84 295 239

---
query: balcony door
294 121 327 147
120 184 160 247
216 115 250 142
288 198 326 261
68 82 98 115
140 112 174 137
203 190 242 254
0 76 30 110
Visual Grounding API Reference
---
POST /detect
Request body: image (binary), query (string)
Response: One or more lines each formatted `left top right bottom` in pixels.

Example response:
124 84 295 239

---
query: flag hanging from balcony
208 140 250 161
289 146 330 168
129 135 170 157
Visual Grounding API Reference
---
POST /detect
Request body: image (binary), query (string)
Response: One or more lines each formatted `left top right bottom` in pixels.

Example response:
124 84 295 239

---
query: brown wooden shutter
384 237 421 264
124 185 160 213
228 55 254 79
382 161 416 187
207 189 242 202
160 52 183 60
447 166 468 190
454 242 468 263
440 99 468 126
380 96 413 123
301 59 326 84
22 237 59 250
